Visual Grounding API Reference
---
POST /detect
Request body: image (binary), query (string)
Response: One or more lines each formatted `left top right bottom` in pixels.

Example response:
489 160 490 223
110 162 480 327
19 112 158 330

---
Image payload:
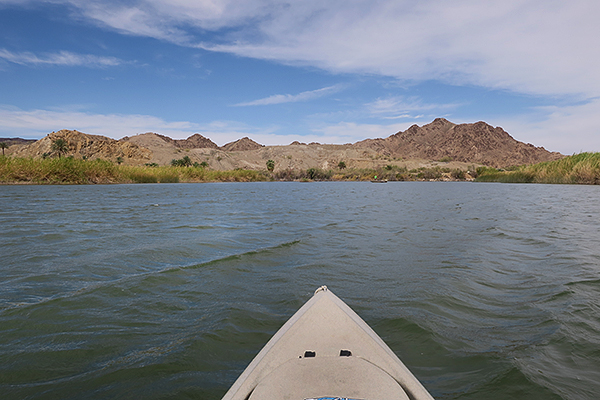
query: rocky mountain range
356 118 561 167
4 119 563 170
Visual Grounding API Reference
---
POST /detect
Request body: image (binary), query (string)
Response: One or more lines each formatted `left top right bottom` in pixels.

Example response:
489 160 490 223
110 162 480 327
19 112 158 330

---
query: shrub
451 169 466 180
129 172 158 183
266 159 275 172
306 168 332 180
51 139 69 158
171 156 193 167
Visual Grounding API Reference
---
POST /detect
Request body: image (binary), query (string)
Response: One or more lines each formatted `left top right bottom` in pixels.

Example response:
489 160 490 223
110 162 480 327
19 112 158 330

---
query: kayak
222 286 434 400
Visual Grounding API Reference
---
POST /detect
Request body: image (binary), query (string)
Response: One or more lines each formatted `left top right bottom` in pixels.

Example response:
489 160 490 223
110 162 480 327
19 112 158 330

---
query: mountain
221 137 264 151
11 130 151 163
8 119 564 169
356 118 562 167
0 137 36 146
124 132 218 149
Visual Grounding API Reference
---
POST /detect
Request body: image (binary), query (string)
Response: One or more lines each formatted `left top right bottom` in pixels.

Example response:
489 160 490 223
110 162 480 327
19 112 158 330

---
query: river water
0 182 599 399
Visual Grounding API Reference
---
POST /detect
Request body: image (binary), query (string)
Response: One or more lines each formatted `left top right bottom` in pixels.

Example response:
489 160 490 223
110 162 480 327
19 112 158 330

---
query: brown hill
125 132 218 149
8 119 563 170
221 137 264 151
12 130 151 164
178 133 218 149
356 118 562 167
0 137 36 146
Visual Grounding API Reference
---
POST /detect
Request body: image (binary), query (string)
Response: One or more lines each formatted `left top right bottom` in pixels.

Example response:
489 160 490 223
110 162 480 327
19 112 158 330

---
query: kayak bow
223 286 434 400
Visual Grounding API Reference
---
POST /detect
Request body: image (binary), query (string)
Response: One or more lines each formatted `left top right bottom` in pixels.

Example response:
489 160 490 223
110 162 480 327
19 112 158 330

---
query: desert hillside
10 130 152 163
6 119 563 170
356 118 562 167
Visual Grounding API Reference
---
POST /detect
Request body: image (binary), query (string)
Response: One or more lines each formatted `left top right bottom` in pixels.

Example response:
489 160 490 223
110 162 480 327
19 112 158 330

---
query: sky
1 0 599 154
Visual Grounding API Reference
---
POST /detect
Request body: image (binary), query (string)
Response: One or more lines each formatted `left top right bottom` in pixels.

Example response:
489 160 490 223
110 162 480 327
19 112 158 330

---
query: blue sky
1 0 599 154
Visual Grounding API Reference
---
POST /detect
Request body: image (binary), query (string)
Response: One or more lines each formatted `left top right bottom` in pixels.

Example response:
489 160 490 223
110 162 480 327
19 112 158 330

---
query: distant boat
222 286 434 400
371 179 388 183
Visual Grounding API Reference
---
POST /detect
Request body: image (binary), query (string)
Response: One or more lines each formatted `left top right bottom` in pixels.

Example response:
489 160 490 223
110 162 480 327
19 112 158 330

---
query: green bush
266 159 275 172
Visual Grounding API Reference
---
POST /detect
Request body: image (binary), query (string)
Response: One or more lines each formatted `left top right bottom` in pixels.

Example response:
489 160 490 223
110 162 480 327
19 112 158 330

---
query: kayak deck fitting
222 286 434 400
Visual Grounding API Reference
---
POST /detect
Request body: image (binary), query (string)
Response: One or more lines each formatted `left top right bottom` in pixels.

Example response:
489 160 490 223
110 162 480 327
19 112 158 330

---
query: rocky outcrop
12 130 151 163
125 132 218 149
356 118 562 167
177 133 218 149
221 137 264 151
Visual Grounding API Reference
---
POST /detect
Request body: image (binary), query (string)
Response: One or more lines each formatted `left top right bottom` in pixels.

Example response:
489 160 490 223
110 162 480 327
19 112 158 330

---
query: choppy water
1 182 599 399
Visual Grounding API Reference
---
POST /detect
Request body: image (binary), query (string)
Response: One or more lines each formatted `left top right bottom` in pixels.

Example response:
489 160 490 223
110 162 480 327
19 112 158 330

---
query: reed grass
0 157 269 184
475 153 600 184
0 157 119 184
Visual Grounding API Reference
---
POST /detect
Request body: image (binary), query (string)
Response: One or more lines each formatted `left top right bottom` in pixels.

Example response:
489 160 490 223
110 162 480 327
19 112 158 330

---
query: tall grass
475 153 600 184
0 157 269 184
0 157 119 184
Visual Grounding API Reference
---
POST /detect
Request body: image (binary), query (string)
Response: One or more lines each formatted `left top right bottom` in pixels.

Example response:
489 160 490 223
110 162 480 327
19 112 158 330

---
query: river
1 182 599 399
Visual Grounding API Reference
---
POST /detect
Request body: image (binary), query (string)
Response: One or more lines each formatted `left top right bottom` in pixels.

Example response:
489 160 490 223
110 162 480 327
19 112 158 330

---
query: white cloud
8 1 598 98
0 106 278 146
366 96 459 119
0 105 416 146
310 121 420 144
0 49 123 67
234 85 343 106
3 104 597 153
499 99 600 155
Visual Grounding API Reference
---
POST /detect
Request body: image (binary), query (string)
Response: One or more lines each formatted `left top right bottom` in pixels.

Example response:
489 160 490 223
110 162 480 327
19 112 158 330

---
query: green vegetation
266 159 275 172
338 161 346 169
170 155 193 167
10 153 598 185
0 156 269 184
51 139 69 158
0 142 7 156
475 153 600 184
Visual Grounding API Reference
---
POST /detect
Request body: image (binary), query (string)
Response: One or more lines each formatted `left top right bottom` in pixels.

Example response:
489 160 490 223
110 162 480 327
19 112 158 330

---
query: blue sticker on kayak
305 398 364 400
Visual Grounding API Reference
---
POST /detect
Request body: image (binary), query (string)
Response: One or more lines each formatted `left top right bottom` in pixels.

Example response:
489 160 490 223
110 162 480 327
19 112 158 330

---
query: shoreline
2 153 599 185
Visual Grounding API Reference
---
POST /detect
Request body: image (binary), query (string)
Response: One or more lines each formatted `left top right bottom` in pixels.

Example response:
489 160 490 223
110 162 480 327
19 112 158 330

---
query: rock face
356 118 563 167
178 133 219 149
127 132 218 149
12 130 151 163
221 137 264 152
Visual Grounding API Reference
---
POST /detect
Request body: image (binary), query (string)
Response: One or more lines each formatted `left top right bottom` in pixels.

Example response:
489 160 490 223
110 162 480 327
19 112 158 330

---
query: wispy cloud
498 98 600 154
0 106 274 146
310 121 419 144
234 85 344 106
0 105 411 146
366 96 459 119
0 49 123 67
2 104 596 153
12 1 597 98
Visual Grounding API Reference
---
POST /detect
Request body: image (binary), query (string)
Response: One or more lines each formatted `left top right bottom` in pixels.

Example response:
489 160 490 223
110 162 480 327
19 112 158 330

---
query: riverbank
0 157 269 184
3 153 599 184
1 156 478 184
475 152 600 184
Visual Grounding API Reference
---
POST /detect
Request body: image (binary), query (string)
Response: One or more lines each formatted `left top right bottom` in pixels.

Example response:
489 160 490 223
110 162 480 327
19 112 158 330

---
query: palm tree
266 159 275 172
0 142 7 156
51 139 68 158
